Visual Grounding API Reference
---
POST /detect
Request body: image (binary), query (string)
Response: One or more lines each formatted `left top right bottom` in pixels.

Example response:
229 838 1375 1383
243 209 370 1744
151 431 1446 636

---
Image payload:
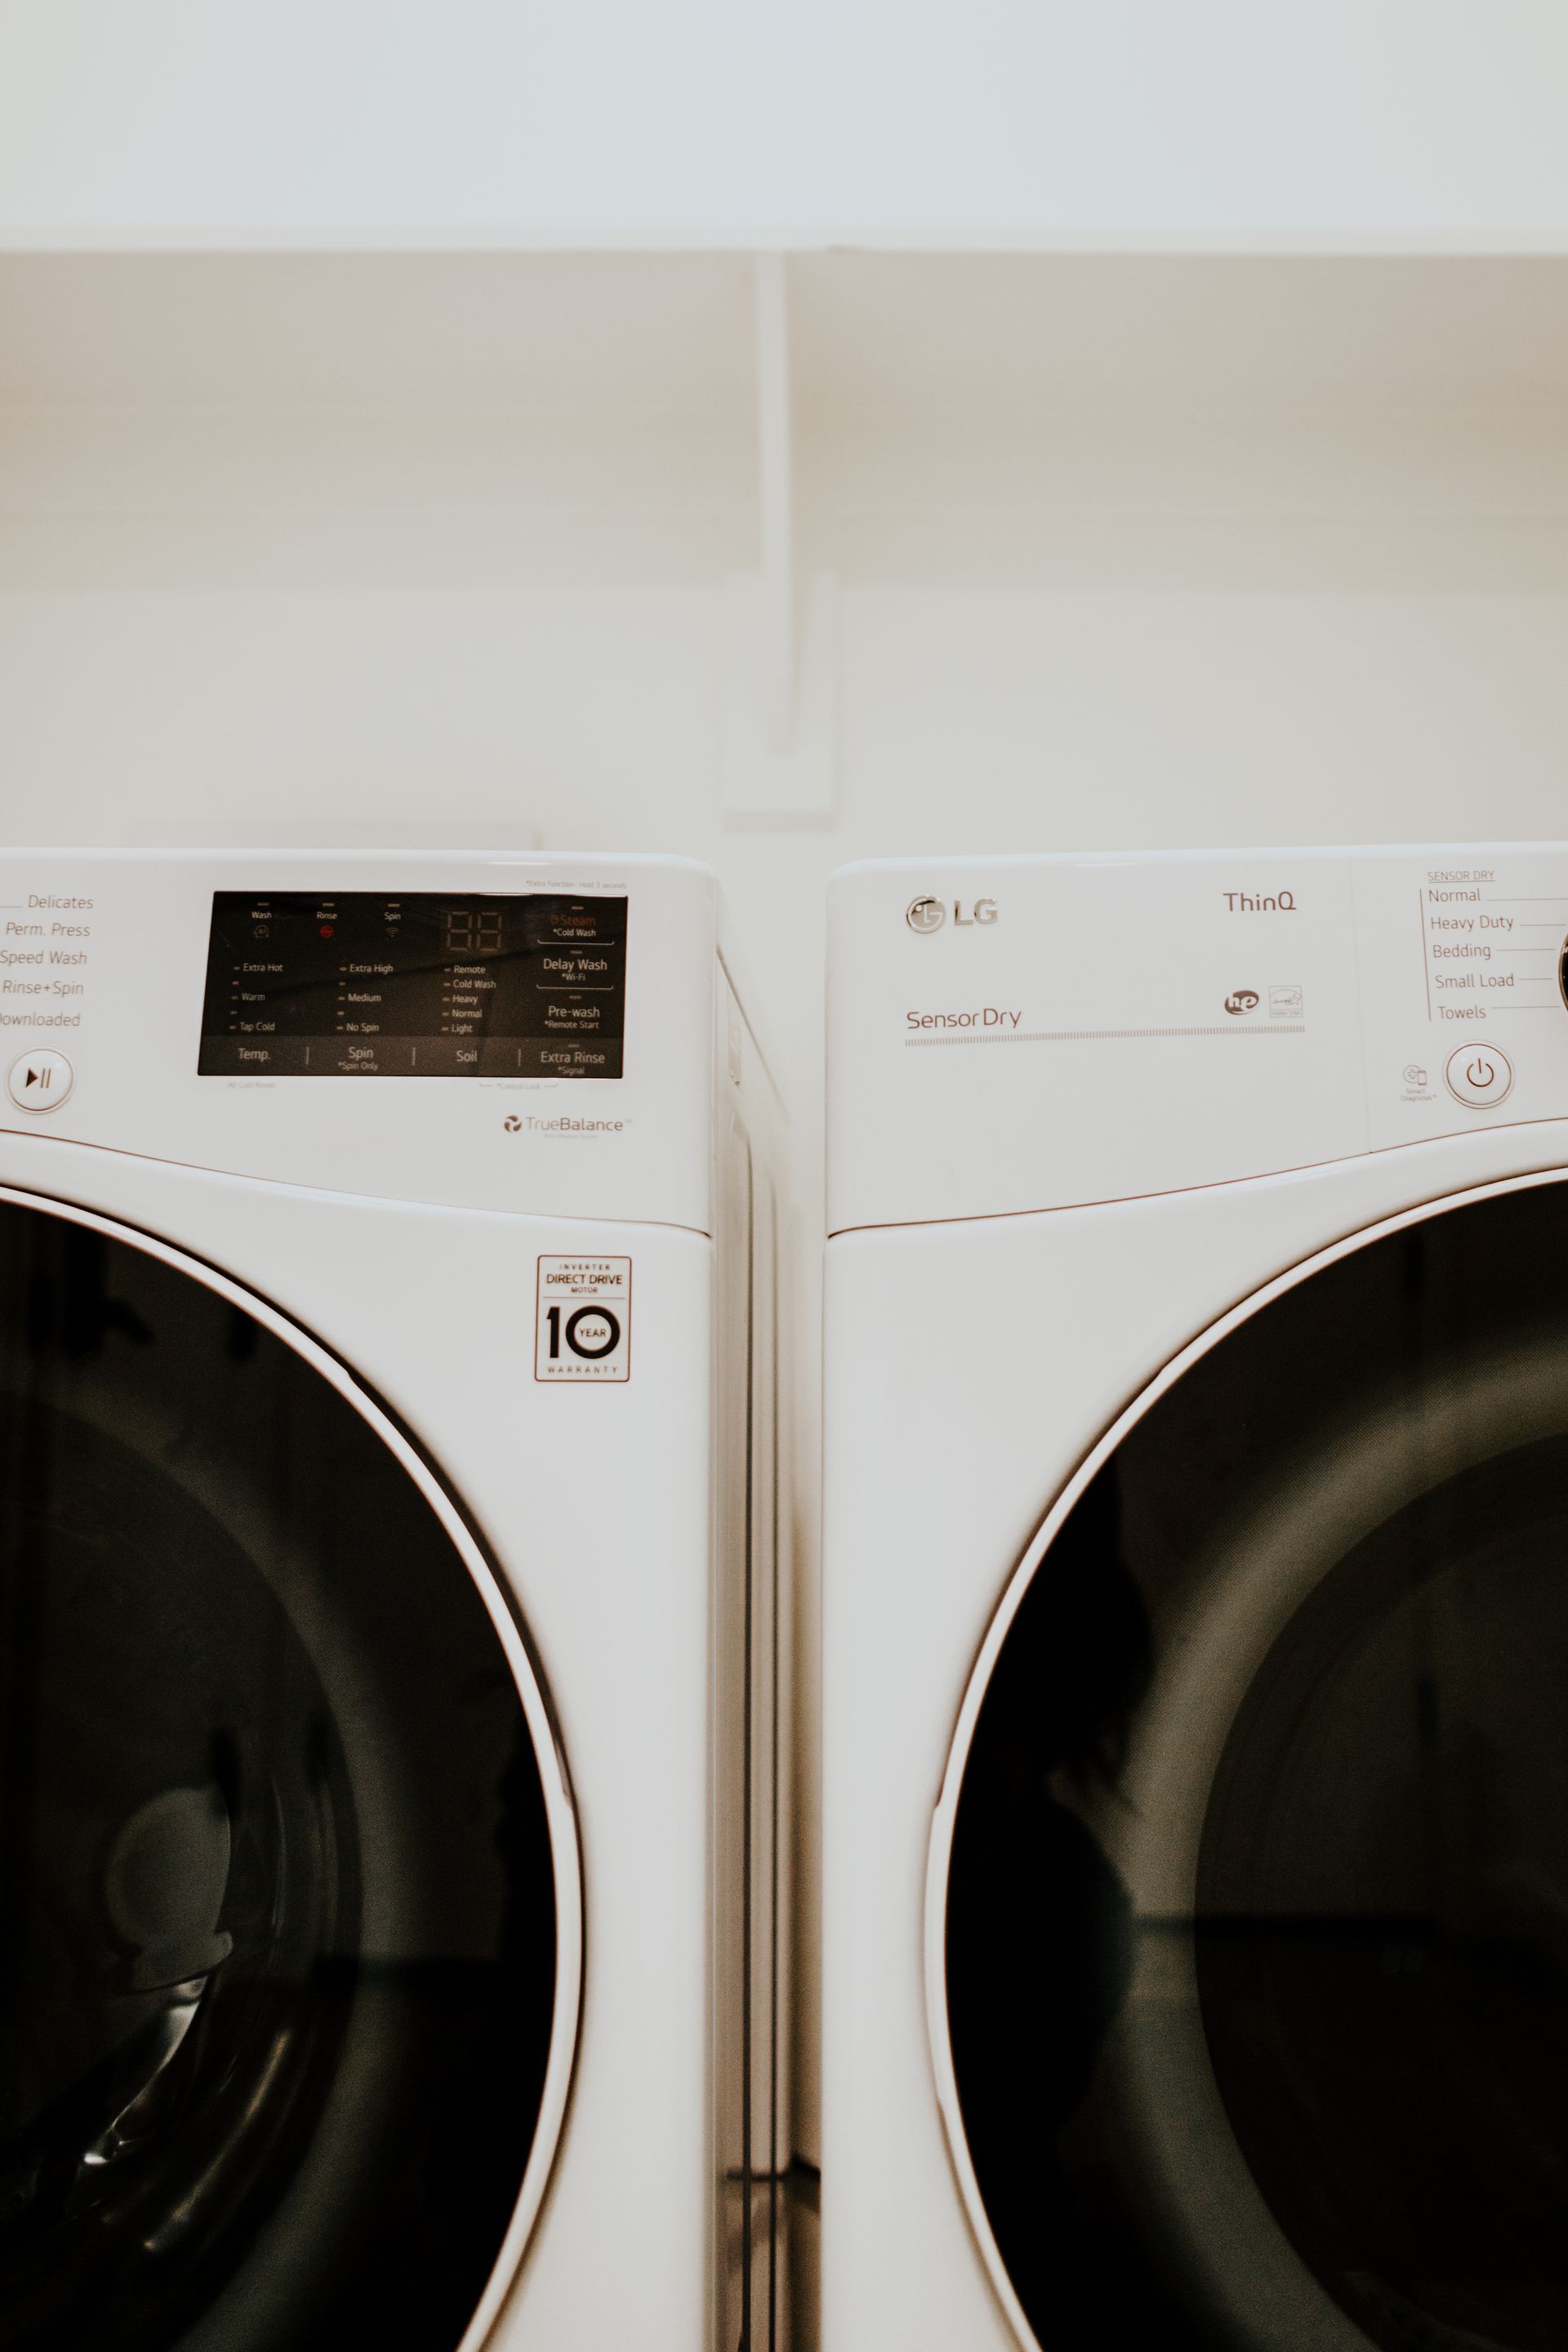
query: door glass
947 1178 1568 2351
0 1202 560 2351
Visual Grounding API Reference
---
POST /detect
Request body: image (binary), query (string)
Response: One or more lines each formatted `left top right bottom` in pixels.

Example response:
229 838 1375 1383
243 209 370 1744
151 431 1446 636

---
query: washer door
934 1174 1568 2352
0 1195 580 2352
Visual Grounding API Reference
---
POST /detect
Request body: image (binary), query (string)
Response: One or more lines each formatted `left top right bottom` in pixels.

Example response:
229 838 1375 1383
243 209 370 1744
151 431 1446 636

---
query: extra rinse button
1445 1043 1513 1110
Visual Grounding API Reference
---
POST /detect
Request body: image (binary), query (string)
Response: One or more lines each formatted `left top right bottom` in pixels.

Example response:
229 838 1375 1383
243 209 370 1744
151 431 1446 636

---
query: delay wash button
1444 1042 1513 1110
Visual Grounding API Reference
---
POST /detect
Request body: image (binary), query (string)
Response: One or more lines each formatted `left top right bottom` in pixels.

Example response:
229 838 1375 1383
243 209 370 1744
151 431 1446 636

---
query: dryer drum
0 1199 567 2352
938 1175 1568 2352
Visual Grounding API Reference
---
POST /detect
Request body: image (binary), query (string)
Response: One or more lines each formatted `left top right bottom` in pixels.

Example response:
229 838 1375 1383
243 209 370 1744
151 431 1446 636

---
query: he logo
1224 989 1260 1016
503 1114 523 1132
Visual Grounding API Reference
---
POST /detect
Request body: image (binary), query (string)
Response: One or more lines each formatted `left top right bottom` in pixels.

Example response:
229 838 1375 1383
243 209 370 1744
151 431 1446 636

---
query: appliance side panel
712 959 792 2351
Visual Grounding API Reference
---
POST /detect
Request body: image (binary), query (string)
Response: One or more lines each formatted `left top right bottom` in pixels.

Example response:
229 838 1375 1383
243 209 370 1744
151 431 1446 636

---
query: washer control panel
198 889 628 1080
829 844 1568 1231
0 852 715 1224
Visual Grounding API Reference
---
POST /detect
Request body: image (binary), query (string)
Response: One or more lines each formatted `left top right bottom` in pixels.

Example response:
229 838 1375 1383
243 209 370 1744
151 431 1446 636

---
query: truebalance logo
505 1113 626 1135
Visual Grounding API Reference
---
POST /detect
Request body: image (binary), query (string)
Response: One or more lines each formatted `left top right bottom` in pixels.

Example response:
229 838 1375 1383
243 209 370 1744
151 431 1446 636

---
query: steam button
1444 1043 1513 1110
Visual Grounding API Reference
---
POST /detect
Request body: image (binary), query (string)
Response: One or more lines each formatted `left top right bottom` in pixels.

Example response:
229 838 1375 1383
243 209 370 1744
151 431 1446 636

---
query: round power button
7 1049 74 1113
1444 1042 1513 1110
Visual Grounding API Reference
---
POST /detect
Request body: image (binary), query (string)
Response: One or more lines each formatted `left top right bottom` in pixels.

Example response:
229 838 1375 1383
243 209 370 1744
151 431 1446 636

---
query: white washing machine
0 849 790 2352
824 844 1568 2352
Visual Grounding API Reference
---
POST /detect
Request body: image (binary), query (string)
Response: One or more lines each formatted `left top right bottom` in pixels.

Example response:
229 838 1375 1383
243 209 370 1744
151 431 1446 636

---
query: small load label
535 1257 632 1382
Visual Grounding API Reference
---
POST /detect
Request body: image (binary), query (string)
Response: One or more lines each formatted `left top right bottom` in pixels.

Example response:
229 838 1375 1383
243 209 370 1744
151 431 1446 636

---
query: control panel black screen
198 891 627 1078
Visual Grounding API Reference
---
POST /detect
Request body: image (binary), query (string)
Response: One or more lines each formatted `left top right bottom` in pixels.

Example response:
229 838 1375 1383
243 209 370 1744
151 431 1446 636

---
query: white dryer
824 845 1568 2352
0 849 789 2352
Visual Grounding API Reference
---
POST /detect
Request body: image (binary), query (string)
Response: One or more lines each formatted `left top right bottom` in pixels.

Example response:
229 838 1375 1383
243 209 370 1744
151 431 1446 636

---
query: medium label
535 1256 632 1382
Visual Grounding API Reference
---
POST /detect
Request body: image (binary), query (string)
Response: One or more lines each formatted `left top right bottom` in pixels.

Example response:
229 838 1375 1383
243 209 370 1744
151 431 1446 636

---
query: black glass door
0 1197 567 2352
945 1176 1568 2352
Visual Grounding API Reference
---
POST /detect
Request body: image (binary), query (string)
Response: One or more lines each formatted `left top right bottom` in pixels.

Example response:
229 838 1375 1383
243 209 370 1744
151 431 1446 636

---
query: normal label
535 1256 632 1382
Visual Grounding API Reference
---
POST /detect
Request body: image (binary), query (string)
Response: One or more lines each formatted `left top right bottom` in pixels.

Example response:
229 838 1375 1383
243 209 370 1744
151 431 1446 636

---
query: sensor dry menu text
198 892 628 1078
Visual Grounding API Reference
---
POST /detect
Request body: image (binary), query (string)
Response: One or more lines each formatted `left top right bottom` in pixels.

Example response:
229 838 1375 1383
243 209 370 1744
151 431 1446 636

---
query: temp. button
7 1049 74 1113
1444 1042 1513 1110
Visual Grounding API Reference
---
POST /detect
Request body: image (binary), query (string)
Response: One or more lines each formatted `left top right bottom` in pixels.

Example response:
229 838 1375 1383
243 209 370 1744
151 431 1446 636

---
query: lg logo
906 896 999 933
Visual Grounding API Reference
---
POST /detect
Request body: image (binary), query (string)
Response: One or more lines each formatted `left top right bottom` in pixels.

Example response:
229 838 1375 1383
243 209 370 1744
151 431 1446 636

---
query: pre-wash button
1444 1043 1513 1109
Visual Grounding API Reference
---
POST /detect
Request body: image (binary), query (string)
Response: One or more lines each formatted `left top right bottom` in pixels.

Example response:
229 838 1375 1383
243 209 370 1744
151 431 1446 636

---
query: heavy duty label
535 1256 632 1382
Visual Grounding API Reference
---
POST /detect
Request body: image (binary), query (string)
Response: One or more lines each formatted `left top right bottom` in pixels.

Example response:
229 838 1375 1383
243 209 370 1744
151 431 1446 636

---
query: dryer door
0 1193 580 2352
935 1171 1568 2352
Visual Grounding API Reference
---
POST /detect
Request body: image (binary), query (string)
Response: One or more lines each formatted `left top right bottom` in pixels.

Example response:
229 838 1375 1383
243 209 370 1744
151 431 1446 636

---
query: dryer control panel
0 851 715 1226
828 844 1568 1231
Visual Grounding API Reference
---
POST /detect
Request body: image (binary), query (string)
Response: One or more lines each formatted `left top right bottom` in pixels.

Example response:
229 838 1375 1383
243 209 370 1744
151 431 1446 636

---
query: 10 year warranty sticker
536 1257 632 1382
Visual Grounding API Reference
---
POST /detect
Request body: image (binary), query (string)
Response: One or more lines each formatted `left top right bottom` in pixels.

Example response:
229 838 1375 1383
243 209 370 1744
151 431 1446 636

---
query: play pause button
7 1049 74 1113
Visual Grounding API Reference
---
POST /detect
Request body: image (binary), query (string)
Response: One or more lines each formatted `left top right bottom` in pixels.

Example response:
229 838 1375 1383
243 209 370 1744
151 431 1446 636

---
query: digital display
198 891 627 1078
